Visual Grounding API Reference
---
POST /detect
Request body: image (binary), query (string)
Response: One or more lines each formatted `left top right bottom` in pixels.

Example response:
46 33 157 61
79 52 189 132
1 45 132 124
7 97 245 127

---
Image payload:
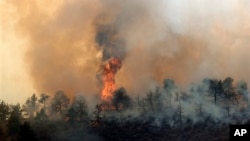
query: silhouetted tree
0 100 8 141
22 94 39 119
175 92 180 101
0 100 9 124
195 103 203 116
153 87 163 111
50 91 70 117
146 91 154 111
222 77 236 116
0 125 7 141
137 97 146 113
112 87 131 111
0 100 9 141
163 79 175 105
176 102 184 124
237 81 249 106
208 79 223 105
35 108 48 121
39 93 49 110
180 91 189 101
91 104 102 128
66 96 88 122
18 122 38 141
7 104 22 139
66 107 77 123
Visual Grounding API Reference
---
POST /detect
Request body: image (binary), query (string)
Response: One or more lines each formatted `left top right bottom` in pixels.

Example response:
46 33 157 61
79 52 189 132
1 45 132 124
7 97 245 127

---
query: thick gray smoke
7 0 250 104
94 20 126 61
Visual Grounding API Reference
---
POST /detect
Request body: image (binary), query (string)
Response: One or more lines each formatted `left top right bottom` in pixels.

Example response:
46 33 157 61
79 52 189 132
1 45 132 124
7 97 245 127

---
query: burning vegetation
2 0 250 140
100 57 122 105
1 77 250 141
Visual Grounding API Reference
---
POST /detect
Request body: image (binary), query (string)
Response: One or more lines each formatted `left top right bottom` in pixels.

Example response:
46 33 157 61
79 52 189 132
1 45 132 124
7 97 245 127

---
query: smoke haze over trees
1 0 250 140
1 0 249 104
0 76 250 140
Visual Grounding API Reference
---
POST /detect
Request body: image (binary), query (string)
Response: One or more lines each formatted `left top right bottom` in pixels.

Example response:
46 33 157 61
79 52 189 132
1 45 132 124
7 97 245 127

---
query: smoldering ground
6 0 250 104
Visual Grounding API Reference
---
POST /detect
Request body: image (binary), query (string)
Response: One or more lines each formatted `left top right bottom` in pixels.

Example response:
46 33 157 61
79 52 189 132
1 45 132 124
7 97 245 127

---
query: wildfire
101 57 122 104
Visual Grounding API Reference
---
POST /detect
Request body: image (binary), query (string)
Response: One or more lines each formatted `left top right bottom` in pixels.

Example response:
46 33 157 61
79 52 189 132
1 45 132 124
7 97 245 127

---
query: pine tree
7 104 22 139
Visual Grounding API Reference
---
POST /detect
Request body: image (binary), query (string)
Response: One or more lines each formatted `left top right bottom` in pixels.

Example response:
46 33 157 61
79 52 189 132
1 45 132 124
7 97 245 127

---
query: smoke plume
8 0 250 102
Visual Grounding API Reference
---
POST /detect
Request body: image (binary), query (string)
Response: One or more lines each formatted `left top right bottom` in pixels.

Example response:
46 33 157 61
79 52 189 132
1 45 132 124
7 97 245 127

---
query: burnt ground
90 119 230 141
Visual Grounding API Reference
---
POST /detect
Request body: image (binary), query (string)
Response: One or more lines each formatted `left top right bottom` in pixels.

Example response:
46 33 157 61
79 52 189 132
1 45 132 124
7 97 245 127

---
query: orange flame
101 57 122 104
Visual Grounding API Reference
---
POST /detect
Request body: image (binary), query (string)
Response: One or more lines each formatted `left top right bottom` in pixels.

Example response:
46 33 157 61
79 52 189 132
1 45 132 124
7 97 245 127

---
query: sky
0 0 250 105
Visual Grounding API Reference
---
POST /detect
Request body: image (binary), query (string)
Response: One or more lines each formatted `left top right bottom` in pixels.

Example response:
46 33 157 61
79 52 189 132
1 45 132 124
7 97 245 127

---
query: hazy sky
0 1 34 104
0 0 250 104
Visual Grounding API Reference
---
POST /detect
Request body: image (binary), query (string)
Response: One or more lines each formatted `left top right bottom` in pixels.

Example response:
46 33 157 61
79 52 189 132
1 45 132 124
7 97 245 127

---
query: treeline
0 91 90 141
103 76 249 123
0 76 249 141
134 77 249 120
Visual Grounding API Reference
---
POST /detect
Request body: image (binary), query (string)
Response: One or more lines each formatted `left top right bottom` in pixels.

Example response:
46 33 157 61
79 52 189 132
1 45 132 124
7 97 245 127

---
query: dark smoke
95 24 126 61
6 0 250 103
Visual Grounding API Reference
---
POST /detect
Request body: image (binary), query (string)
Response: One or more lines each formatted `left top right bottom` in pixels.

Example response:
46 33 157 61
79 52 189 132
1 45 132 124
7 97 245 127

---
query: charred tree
195 103 203 117
153 86 162 111
175 92 180 102
222 77 237 116
137 96 146 113
50 91 70 117
91 104 103 128
163 79 175 106
146 91 154 111
112 87 131 111
236 81 249 107
66 96 88 122
176 102 184 124
208 79 223 105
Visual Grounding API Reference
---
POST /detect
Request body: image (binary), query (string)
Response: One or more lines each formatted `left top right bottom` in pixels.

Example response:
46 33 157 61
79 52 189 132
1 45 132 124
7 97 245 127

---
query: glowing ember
101 57 122 104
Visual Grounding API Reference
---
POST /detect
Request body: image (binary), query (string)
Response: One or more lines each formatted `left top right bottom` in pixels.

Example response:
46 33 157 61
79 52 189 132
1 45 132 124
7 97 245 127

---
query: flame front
101 57 122 104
